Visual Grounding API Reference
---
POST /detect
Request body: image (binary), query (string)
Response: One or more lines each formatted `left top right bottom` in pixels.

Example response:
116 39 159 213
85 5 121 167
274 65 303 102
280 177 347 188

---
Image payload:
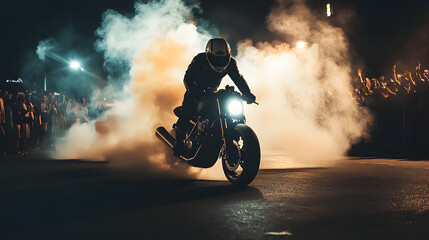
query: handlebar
206 86 259 105
242 95 258 105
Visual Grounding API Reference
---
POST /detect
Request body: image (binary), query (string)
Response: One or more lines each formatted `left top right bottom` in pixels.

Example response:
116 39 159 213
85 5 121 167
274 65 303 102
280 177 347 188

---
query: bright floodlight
327 3 332 17
70 61 81 70
296 41 307 49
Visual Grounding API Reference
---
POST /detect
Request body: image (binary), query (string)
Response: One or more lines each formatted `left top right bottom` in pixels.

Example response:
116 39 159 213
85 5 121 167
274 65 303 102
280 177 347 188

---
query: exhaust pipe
155 127 175 148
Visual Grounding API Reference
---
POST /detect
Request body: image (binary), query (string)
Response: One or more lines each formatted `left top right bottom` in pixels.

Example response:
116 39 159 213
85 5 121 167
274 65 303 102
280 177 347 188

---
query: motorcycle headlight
228 99 243 116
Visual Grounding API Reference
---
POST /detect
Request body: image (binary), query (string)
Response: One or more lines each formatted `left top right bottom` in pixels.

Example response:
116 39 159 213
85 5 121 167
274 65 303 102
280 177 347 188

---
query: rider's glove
243 92 256 104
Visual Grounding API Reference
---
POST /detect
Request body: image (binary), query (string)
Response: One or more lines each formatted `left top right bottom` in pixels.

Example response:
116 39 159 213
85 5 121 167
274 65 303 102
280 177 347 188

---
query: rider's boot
173 127 185 157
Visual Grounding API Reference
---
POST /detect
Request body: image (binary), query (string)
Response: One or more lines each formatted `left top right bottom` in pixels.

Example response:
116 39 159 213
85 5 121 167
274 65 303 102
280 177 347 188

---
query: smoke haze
53 0 370 178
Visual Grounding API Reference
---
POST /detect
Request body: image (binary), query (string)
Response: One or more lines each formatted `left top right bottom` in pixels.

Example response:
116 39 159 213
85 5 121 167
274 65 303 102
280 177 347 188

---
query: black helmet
205 38 231 73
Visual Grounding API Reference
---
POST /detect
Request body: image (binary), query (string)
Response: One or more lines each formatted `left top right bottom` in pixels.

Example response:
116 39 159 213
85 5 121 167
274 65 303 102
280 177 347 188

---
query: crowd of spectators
351 63 429 156
0 89 107 156
353 63 429 105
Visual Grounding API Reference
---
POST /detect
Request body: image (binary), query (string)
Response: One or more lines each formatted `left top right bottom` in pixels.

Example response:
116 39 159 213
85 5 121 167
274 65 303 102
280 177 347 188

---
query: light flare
296 41 307 49
69 60 81 70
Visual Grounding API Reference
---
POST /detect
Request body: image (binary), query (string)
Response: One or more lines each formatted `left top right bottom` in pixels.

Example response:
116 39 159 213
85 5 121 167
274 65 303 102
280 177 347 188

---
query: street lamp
69 60 84 71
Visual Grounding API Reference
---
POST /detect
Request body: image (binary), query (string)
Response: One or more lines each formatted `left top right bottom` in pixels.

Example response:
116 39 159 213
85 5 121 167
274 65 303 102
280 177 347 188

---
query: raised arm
227 58 251 95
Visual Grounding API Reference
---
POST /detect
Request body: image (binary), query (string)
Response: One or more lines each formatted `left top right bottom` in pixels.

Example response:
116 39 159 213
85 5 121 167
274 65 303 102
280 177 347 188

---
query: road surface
0 155 428 239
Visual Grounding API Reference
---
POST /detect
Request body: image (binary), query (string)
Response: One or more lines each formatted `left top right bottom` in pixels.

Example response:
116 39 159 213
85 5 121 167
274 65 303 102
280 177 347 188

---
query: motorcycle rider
173 38 256 156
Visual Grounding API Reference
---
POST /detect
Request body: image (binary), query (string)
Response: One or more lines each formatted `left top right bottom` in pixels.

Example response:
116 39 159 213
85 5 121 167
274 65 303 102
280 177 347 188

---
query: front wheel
222 124 260 186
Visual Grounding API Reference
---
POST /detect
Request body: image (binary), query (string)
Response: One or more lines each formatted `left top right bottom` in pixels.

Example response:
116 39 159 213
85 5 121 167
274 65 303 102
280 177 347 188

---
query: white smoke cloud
53 0 370 178
54 0 212 178
234 0 371 164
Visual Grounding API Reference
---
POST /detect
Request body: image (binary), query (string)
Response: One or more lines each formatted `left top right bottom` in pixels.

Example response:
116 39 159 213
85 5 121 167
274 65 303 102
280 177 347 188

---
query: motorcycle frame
178 91 246 164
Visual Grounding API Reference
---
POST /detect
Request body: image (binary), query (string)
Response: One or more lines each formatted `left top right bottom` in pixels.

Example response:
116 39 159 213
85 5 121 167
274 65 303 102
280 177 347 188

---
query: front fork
217 99 237 160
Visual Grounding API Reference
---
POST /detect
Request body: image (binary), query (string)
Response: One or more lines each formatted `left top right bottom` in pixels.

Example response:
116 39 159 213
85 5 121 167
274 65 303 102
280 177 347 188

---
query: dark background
1 0 429 90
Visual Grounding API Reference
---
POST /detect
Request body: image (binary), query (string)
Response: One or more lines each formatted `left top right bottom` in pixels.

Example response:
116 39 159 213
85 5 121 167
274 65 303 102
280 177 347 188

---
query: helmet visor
207 53 230 68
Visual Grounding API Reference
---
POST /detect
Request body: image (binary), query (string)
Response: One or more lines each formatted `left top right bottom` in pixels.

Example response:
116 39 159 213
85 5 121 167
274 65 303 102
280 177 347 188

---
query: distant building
1 78 25 92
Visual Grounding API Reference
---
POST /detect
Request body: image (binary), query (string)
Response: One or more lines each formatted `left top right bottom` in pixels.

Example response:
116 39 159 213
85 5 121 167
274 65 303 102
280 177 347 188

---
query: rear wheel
222 124 260 186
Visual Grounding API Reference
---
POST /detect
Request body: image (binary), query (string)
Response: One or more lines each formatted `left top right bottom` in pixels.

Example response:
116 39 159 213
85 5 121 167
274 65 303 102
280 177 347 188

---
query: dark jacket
184 53 251 96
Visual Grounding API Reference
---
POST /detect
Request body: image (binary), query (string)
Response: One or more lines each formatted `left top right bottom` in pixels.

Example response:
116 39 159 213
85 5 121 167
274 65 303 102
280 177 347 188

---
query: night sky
2 0 429 86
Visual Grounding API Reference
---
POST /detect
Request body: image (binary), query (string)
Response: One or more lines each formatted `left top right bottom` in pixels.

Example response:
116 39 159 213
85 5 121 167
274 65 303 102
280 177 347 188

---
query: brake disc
224 140 241 171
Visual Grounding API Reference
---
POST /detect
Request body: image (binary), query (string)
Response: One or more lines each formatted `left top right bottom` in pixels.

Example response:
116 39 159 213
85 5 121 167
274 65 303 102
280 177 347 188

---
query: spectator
13 93 28 155
0 89 5 155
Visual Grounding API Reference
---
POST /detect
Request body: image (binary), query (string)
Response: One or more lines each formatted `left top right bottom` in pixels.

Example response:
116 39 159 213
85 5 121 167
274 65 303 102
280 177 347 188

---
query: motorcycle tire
222 124 260 186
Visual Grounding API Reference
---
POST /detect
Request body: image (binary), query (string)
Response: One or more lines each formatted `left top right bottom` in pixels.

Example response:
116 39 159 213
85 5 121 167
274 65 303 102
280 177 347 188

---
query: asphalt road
0 156 428 240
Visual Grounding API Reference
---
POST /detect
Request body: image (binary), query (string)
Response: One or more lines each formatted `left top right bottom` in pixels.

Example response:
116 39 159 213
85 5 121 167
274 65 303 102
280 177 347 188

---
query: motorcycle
155 85 260 186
